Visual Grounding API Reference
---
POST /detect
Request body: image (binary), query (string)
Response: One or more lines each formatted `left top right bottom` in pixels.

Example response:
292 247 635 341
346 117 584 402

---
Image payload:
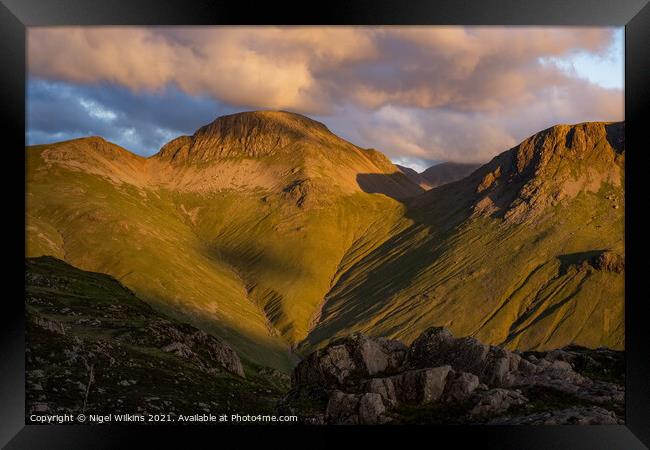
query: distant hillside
396 162 481 190
395 164 431 189
420 162 481 188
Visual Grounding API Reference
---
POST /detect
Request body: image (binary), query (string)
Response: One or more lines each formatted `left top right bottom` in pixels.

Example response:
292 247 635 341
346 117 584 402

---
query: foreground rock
26 256 288 419
279 327 624 424
292 333 407 386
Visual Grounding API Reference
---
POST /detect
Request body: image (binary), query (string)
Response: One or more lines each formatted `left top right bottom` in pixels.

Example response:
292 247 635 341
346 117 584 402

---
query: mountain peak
196 110 332 137
155 110 342 162
471 121 624 223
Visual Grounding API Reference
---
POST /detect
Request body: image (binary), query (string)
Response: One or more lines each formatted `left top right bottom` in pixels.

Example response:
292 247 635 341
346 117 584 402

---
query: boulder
365 377 398 406
405 327 587 390
516 359 587 393
292 333 407 388
405 328 490 379
325 390 389 425
352 334 390 375
469 388 528 417
192 331 245 378
375 337 408 371
442 371 480 402
390 366 452 404
358 393 388 425
292 344 357 387
325 390 360 424
161 333 245 378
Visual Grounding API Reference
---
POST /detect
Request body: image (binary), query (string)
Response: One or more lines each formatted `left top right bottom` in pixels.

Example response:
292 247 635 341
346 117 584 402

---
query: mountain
26 113 624 372
303 121 624 354
25 256 289 417
420 162 482 188
396 162 482 190
148 111 423 199
395 164 431 189
26 111 423 370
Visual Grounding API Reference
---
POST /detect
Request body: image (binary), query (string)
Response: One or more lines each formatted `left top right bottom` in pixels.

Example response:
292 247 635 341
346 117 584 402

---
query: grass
26 140 412 369
303 181 624 354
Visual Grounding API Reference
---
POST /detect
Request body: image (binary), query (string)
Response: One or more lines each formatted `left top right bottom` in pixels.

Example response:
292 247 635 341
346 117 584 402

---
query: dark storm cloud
27 79 241 155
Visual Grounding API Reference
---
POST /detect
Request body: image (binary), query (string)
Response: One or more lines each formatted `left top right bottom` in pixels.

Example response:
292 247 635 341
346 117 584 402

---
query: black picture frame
2 0 648 447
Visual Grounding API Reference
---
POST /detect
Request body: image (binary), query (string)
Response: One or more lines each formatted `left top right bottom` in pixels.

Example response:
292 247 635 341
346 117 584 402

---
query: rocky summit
279 327 623 425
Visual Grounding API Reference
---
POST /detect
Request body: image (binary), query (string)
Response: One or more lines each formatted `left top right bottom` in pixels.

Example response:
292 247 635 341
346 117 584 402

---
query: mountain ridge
27 111 424 368
37 110 423 200
26 113 625 371
303 121 624 354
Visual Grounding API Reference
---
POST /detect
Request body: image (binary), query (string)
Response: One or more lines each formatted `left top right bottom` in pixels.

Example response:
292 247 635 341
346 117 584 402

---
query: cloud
27 79 240 155
28 27 377 114
27 26 624 166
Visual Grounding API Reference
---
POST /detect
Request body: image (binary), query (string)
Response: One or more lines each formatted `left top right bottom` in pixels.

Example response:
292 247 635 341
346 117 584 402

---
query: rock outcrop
280 327 624 425
157 327 245 378
291 333 408 388
594 250 625 273
469 122 624 224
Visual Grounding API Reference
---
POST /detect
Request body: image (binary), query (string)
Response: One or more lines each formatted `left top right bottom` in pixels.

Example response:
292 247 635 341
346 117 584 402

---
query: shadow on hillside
356 173 424 201
605 122 625 153
355 168 485 228
557 250 605 274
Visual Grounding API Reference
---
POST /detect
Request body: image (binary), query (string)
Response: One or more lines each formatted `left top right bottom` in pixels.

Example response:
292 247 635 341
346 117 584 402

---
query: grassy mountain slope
303 122 624 353
26 111 422 369
27 138 294 369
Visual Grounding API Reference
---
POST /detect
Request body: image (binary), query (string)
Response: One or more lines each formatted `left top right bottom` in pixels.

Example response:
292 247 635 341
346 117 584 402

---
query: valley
26 111 625 372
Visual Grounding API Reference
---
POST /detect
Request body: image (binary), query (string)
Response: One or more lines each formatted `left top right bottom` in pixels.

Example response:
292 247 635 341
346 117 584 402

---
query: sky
27 26 624 172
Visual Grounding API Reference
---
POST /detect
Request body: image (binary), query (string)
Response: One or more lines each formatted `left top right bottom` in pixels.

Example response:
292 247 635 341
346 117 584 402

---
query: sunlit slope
26 141 295 369
26 111 421 368
304 122 625 353
147 110 421 199
143 111 419 345
26 114 625 368
181 190 407 345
